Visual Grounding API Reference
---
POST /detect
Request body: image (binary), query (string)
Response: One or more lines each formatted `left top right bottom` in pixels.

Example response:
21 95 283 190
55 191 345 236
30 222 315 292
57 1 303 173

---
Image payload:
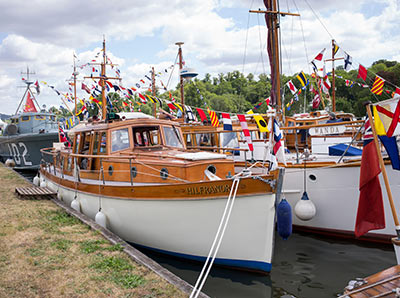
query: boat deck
341 265 400 297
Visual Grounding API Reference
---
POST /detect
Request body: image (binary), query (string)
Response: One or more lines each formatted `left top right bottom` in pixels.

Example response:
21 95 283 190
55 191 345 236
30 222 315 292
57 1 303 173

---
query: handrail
280 120 364 131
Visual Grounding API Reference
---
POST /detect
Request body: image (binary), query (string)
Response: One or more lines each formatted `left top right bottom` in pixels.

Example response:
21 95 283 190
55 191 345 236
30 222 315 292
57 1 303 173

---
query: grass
0 164 186 297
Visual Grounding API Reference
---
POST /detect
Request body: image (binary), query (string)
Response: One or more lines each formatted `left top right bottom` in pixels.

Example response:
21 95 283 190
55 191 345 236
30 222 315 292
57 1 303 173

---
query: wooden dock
340 265 400 297
15 186 57 199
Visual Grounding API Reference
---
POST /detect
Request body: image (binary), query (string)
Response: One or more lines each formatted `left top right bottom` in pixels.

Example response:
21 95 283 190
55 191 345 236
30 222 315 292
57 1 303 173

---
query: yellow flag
247 110 269 133
373 105 386 136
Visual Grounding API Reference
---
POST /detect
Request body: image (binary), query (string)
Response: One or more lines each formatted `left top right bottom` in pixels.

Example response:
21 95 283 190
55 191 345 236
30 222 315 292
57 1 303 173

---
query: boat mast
151 66 156 117
325 39 344 112
250 1 299 118
175 42 185 120
84 36 121 120
15 67 40 114
73 53 78 116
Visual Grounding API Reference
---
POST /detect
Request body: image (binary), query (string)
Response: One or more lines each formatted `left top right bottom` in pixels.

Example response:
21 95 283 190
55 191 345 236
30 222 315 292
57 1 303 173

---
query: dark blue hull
0 132 59 170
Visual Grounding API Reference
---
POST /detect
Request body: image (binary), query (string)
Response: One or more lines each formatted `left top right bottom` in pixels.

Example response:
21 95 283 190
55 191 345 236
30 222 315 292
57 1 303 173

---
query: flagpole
331 39 336 112
366 103 400 239
151 66 156 118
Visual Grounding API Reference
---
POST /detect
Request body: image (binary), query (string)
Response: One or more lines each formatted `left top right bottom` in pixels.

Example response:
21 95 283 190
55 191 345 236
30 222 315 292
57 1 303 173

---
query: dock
341 265 400 297
15 186 56 198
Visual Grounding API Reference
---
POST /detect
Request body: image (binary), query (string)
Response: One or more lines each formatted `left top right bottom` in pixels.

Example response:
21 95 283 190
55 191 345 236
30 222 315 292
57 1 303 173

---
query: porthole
131 166 137 178
160 168 169 180
308 174 317 182
108 165 114 176
207 164 216 174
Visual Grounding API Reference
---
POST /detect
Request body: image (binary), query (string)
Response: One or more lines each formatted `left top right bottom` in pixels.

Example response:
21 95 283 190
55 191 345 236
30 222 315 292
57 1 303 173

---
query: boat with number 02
39 112 284 273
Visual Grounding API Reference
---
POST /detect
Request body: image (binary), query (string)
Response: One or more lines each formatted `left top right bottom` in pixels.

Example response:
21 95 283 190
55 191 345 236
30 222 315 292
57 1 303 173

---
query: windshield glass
220 132 239 148
111 128 130 152
163 126 184 148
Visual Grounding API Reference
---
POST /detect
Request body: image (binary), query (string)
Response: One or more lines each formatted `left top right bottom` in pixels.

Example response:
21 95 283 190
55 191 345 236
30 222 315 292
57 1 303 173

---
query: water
17 169 396 297
136 232 395 298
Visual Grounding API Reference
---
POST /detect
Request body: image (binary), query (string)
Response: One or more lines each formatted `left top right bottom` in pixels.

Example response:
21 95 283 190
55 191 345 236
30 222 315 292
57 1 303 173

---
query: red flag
23 91 37 112
196 108 208 122
355 120 385 237
138 93 147 103
81 83 91 94
167 102 176 110
355 147 385 236
357 64 368 81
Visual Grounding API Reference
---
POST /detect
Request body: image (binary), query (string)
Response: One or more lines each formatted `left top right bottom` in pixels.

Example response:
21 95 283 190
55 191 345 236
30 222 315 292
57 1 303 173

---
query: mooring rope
190 177 241 298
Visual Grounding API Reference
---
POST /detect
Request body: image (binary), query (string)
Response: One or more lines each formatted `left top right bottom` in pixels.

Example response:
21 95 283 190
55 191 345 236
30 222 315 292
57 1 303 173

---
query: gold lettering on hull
186 184 231 196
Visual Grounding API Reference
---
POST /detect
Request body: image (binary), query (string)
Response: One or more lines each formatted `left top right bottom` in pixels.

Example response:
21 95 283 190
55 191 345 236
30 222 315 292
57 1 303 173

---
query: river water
137 232 395 298
18 169 396 298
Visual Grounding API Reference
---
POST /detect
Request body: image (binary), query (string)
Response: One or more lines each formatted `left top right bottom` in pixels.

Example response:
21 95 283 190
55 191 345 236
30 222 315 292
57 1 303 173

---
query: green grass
50 239 73 251
90 255 145 289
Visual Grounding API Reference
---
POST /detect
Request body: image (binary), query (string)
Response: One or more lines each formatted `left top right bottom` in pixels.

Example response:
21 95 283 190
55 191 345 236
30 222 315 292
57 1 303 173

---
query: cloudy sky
0 0 398 115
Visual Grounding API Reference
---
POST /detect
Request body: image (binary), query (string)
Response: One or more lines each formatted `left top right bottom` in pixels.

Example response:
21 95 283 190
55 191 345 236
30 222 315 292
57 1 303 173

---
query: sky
0 0 399 115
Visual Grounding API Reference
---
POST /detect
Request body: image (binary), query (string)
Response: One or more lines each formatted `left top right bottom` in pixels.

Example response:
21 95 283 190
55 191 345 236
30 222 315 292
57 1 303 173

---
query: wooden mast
101 38 107 120
175 42 185 120
84 36 121 120
325 40 344 112
151 66 156 117
331 39 336 112
250 1 299 118
73 53 78 116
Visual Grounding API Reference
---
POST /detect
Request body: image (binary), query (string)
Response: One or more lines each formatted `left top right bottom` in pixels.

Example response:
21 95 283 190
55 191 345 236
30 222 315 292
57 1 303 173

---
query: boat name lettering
309 125 346 136
186 184 231 195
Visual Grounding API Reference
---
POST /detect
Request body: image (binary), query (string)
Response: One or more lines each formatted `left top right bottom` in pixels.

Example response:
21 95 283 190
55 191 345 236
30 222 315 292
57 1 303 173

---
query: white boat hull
44 177 277 273
283 163 400 241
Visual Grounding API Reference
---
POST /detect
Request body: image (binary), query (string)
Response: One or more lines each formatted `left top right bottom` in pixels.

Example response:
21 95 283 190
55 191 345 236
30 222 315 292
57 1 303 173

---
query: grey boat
0 73 60 170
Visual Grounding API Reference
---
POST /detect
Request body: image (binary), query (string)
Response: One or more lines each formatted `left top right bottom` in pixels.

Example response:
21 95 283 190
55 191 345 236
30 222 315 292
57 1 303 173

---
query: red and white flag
313 48 326 61
312 94 320 109
286 80 297 95
237 114 253 151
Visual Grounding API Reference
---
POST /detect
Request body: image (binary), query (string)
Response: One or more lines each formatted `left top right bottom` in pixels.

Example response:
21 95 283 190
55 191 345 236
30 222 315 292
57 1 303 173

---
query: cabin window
185 133 194 147
99 132 107 153
21 116 30 121
81 132 91 154
74 134 81 154
93 132 100 154
220 132 239 148
287 121 295 133
11 118 18 124
35 115 45 120
50 116 56 121
111 128 130 152
132 126 160 147
196 133 212 147
163 126 183 148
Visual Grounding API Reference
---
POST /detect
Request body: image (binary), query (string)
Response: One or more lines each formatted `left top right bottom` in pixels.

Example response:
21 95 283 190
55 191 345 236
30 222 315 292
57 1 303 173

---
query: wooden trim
42 167 277 200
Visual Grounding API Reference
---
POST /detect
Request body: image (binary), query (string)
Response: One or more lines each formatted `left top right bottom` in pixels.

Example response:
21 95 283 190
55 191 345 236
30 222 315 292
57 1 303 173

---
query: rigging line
302 0 334 40
257 13 266 75
166 52 179 90
242 0 254 74
292 0 311 74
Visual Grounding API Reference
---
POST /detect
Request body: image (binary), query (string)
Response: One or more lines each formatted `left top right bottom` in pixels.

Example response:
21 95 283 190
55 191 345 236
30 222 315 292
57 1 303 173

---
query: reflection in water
136 232 395 298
